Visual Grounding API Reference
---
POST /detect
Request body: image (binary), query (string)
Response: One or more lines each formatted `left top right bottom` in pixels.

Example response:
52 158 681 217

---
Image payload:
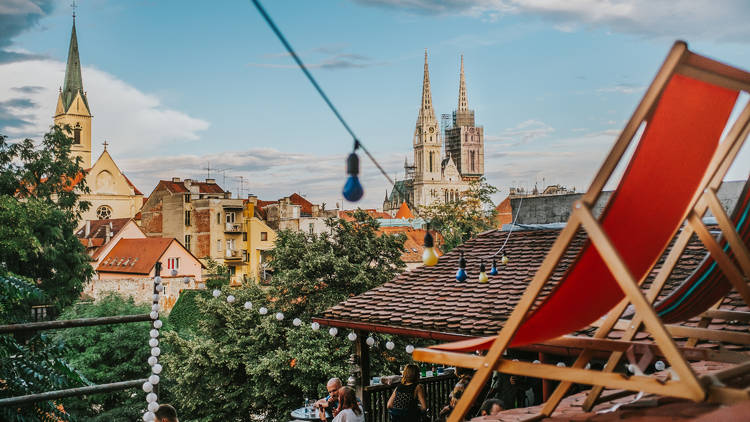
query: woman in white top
332 386 364 422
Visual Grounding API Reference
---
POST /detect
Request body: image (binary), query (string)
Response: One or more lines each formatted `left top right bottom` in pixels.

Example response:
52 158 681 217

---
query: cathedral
383 52 485 215
55 18 144 224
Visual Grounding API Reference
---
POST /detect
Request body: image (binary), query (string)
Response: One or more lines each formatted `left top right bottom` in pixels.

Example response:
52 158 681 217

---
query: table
290 406 321 421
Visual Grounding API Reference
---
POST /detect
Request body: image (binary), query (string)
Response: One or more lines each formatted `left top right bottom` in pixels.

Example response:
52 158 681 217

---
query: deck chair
413 41 750 422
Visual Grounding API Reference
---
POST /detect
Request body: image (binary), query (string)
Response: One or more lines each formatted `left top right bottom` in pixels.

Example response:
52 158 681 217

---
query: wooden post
357 330 371 405
539 353 550 402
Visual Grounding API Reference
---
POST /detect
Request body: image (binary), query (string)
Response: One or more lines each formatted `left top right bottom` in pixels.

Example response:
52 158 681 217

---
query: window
73 124 81 144
226 212 235 224
242 249 248 262
228 266 236 276
96 205 112 220
470 151 476 172
429 152 433 172
226 239 235 251
242 232 247 241
309 223 314 235
167 257 180 270
184 210 191 226
217 213 221 224
217 239 222 252
261 232 268 241
184 194 191 203
184 235 191 251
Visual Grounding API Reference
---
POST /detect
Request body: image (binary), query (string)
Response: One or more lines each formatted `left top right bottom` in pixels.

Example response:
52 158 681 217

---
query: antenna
71 0 77 20
235 175 246 199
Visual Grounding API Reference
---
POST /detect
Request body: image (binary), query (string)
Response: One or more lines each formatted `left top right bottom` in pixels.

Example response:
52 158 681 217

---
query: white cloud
486 119 554 146
0 59 209 155
354 0 750 42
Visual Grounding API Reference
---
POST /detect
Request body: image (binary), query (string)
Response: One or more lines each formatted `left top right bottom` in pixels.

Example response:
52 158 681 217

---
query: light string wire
250 0 417 216
492 195 523 257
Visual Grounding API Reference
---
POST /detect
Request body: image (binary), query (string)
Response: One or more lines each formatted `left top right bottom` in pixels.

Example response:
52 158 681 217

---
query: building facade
55 19 143 224
384 52 484 214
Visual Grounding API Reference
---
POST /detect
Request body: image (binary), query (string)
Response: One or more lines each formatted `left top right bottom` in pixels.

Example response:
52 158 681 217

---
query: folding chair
413 41 750 422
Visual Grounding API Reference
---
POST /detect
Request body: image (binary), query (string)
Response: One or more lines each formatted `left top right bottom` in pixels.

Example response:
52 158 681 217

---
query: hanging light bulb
478 260 489 283
456 252 468 282
501 252 509 265
342 152 363 202
366 336 375 347
422 231 438 266
489 258 499 276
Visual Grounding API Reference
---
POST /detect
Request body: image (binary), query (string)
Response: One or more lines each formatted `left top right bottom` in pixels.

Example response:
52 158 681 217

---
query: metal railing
363 373 456 422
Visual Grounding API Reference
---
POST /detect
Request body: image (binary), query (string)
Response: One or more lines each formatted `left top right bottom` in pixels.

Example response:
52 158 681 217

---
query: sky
1 0 750 209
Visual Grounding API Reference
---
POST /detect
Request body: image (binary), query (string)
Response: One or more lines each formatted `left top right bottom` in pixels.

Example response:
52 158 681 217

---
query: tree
52 294 153 421
0 128 92 309
420 177 499 252
0 272 87 422
162 211 412 421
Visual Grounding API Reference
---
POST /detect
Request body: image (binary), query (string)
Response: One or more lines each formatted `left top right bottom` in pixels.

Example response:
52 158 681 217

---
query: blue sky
1 0 750 208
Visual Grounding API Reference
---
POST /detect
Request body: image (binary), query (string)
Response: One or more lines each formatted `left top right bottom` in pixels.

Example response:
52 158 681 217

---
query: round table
290 406 321 421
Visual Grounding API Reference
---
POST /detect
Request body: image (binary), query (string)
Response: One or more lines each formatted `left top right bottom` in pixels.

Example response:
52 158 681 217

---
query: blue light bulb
342 175 363 201
342 152 364 202
456 267 467 282
489 258 499 276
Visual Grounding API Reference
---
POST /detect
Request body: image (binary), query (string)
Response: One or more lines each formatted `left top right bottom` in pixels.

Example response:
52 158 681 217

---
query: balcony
224 249 241 260
224 222 244 233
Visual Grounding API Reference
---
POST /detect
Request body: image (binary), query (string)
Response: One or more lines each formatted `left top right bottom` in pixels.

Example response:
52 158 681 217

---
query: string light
655 361 666 371
478 260 488 283
366 336 375 347
227 295 236 303
385 341 395 350
422 230 438 266
244 301 253 310
456 252 468 282
342 147 364 202
347 332 357 341
212 289 221 298
275 312 285 321
489 258 498 276
329 327 338 337
311 322 320 331
405 345 415 354
293 318 302 326
501 254 509 265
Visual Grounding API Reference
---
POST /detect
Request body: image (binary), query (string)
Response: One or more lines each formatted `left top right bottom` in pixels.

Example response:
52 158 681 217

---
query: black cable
250 0 417 215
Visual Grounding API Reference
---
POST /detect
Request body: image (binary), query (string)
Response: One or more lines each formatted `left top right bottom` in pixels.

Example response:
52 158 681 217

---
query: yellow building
55 18 143 224
238 199 276 284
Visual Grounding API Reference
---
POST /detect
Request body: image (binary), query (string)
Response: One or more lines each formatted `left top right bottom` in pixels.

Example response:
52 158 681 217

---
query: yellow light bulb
478 271 489 283
422 247 439 266
501 255 509 265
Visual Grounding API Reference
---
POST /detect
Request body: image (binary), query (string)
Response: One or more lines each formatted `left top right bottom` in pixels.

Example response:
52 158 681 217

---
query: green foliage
163 211 409 421
54 293 152 421
168 289 211 335
420 177 499 252
0 128 92 309
0 273 87 422
203 257 230 290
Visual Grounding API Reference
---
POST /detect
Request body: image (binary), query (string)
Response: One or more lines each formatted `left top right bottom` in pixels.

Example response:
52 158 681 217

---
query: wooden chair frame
412 41 750 422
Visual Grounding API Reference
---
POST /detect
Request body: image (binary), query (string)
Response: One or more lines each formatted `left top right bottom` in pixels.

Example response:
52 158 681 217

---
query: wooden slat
702 309 750 321
704 188 750 277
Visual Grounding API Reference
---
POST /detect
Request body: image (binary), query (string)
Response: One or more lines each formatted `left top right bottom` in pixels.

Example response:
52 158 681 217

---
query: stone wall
84 276 203 312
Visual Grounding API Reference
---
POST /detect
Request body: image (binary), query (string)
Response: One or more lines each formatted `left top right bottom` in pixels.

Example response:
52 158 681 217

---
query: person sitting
332 386 364 422
315 377 343 422
478 399 503 417
387 364 427 422
154 404 178 422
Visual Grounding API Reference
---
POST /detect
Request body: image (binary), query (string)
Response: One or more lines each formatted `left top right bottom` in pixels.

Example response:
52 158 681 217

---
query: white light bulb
405 345 415 354
276 312 284 321
347 332 357 341
142 382 153 393
212 289 221 298
146 392 157 403
311 322 320 331
170 269 178 277
152 363 163 374
293 318 302 327
149 338 159 348
385 341 395 350
150 311 159 320
150 329 159 338
532 360 541 364
655 361 666 371
153 294 160 302
151 347 161 357
143 411 155 421
154 276 162 285
148 356 158 366
259 307 268 315
155 284 164 292
151 304 159 312
366 337 375 347
329 327 338 337
556 362 566 367
148 401 159 412
585 363 591 370
153 320 163 329
149 374 160 385
227 295 236 303
244 301 252 310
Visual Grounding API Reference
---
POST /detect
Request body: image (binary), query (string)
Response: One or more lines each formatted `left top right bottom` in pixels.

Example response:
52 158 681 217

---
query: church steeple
458 54 468 112
417 50 436 126
61 20 89 113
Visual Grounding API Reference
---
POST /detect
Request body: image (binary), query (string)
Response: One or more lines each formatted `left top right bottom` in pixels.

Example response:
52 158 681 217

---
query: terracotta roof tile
97 238 173 275
76 218 131 239
155 180 225 194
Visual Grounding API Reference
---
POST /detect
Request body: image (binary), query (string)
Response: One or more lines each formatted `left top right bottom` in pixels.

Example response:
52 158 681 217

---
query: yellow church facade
55 19 143 225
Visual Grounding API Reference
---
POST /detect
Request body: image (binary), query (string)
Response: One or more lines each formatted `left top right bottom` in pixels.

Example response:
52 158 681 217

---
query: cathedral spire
417 49 436 126
458 54 468 111
61 18 88 113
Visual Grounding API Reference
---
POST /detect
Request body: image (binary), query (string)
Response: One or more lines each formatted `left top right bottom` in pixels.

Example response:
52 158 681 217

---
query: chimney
85 220 91 237
184 178 192 187
105 224 112 244
172 177 181 183
206 178 216 184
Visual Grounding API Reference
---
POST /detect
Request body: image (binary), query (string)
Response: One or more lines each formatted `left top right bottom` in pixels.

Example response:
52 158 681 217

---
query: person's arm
387 388 397 409
415 385 427 411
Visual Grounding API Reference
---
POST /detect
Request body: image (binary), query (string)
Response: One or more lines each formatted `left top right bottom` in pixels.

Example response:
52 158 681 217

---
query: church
55 18 144 224
383 52 485 215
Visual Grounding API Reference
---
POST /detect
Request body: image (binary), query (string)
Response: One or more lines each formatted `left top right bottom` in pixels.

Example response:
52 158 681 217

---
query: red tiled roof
97 238 173 274
154 180 225 194
339 209 392 221
76 218 131 239
319 227 749 341
289 193 314 215
378 227 442 263
394 202 415 219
